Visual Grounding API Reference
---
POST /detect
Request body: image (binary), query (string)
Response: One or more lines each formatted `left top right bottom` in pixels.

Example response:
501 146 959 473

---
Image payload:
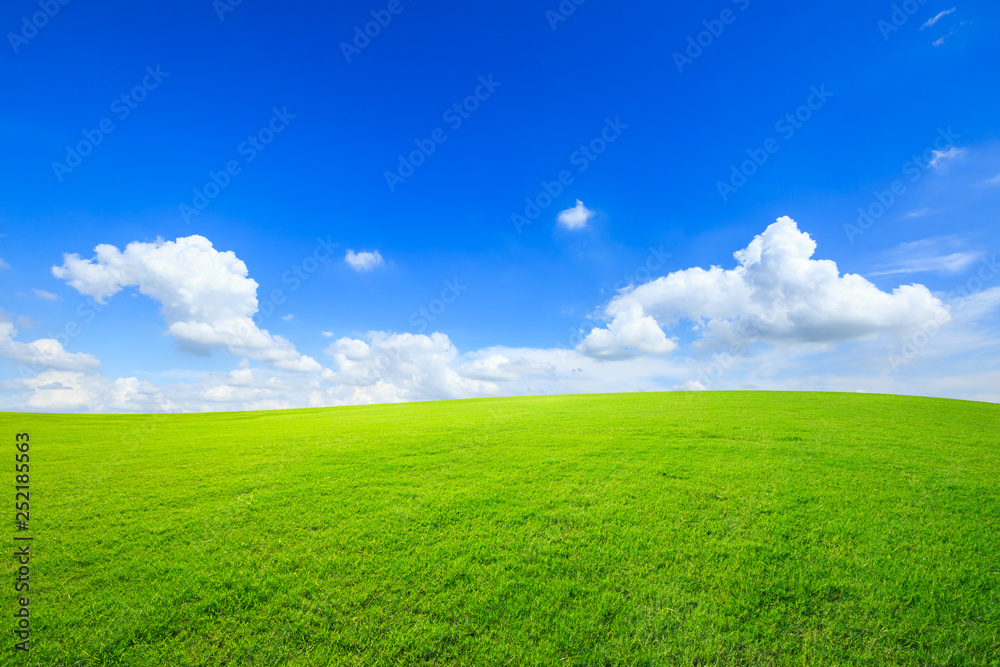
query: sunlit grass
3 391 999 665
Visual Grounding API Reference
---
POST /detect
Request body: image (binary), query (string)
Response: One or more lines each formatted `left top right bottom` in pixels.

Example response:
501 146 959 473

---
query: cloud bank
0 317 100 373
0 218 991 412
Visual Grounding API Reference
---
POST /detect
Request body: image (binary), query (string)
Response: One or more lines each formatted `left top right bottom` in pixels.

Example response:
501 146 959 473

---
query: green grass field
2 391 999 666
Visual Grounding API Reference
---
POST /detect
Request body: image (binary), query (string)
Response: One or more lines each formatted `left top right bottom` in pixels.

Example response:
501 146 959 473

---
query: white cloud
51 235 322 373
17 370 175 412
459 354 555 381
577 304 678 360
0 318 100 372
3 318 1000 412
922 7 956 28
0 259 9 270
673 380 707 391
978 173 1000 187
932 28 956 46
345 249 384 272
929 146 966 169
282 314 294 321
32 289 59 301
952 285 1000 323
557 200 594 230
319 331 495 402
870 237 980 276
1 222 994 413
875 252 979 276
578 217 949 359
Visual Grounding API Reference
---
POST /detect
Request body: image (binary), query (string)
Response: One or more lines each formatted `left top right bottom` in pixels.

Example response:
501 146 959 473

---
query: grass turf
2 391 999 665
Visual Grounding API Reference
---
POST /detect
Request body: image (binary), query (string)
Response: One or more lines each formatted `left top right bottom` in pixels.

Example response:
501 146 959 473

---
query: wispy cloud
903 208 935 219
931 18 967 47
32 289 60 301
282 314 294 321
922 7 956 29
870 236 981 277
16 315 38 329
977 172 1000 187
345 249 384 272
929 146 966 169
0 309 39 331
321 331 334 338
0 258 9 270
932 29 956 47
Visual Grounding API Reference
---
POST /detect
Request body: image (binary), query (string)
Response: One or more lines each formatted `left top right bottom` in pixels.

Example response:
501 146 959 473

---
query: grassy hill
3 391 999 666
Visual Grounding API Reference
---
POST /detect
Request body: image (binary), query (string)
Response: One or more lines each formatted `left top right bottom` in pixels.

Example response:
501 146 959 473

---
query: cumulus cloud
51 235 322 373
320 331 495 402
0 316 100 373
345 249 384 272
577 304 678 360
557 200 594 230
578 217 949 358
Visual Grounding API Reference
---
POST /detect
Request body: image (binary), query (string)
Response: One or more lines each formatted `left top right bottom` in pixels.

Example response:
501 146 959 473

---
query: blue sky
2 0 999 411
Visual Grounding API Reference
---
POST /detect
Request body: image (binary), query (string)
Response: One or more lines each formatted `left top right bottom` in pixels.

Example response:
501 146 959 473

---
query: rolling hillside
3 392 999 665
